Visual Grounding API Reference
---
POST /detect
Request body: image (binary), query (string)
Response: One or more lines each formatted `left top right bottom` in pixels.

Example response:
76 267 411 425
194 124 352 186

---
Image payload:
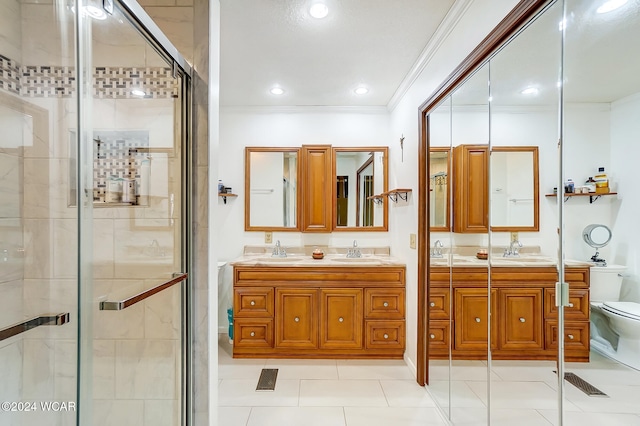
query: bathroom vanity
429 263 591 362
231 250 406 359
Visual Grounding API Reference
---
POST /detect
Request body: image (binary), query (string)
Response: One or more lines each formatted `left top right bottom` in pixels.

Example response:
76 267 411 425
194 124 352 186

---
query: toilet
589 264 640 370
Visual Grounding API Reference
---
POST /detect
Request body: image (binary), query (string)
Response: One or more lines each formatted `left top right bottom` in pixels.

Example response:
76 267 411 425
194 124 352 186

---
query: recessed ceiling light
354 86 369 95
270 87 285 95
597 0 628 13
131 89 146 97
521 87 539 96
309 3 329 19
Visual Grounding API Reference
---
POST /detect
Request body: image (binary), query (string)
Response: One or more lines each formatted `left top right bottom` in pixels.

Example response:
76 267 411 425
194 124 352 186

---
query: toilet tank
590 264 627 303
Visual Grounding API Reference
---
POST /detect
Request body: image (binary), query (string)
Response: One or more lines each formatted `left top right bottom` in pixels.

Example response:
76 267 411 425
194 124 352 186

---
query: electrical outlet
409 233 416 249
510 231 519 242
265 232 273 244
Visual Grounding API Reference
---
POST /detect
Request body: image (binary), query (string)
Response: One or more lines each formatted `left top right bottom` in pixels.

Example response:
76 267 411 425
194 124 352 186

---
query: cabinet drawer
365 321 405 349
544 288 589 321
545 321 589 352
234 319 273 348
365 288 405 319
429 288 450 320
234 287 274 317
428 320 450 354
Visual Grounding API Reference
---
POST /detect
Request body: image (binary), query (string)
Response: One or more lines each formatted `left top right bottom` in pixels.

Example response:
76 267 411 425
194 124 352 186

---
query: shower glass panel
0 1 79 425
87 2 188 425
1 0 190 425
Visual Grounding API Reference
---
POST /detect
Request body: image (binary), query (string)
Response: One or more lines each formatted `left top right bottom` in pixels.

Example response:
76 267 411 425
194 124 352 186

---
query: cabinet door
499 288 543 350
454 288 496 352
275 288 318 349
320 289 363 349
301 145 332 232
453 145 488 233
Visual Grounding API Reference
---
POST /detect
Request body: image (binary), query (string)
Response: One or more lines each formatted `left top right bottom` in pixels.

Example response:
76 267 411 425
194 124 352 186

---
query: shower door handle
0 313 70 341
100 272 188 310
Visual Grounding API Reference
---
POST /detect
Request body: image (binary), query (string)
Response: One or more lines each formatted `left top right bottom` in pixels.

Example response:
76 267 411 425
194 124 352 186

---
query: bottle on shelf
594 167 609 194
585 177 597 193
564 178 574 194
218 179 225 194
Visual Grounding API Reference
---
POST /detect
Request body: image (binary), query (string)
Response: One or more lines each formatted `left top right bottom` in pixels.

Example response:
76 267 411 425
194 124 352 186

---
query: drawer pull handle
250 331 255 337
568 303 574 308
475 317 481 323
383 302 389 307
294 317 300 322
430 302 435 307
338 317 344 323
430 334 435 339
250 300 256 306
383 334 389 339
568 334 574 340
519 317 526 323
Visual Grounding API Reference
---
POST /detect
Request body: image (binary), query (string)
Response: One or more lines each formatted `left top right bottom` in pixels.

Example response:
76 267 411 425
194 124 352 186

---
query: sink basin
496 257 554 263
255 257 304 262
330 257 381 263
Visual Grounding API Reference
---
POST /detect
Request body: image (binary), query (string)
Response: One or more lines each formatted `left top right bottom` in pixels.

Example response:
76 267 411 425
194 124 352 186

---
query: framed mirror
245 147 301 231
490 146 539 232
429 148 450 232
332 147 388 231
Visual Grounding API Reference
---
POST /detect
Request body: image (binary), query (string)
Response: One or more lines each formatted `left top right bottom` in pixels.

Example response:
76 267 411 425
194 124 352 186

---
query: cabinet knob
519 317 526 323
475 317 481 323
430 334 436 339
294 317 300 322
430 302 435 307
567 334 574 340
250 331 255 337
568 303 574 308
383 302 389 307
383 334 389 339
338 317 344 323
250 300 256 306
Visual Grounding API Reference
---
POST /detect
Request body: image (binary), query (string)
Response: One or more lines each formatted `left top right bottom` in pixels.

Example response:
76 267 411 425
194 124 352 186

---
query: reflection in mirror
429 148 450 231
333 148 388 230
490 147 539 231
245 148 300 231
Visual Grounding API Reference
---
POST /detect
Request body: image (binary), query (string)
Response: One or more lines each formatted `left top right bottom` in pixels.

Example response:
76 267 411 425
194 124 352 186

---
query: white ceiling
219 0 457 107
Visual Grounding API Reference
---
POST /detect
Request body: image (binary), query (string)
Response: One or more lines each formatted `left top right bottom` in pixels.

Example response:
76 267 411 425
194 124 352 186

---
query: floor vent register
554 371 608 397
256 368 279 391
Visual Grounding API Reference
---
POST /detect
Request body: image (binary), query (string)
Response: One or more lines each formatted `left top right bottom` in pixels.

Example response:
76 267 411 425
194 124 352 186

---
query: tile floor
217 336 640 425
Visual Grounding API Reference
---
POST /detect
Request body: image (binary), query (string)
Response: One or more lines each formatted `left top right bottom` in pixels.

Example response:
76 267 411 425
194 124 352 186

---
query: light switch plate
265 232 273 244
510 231 519 242
409 233 416 249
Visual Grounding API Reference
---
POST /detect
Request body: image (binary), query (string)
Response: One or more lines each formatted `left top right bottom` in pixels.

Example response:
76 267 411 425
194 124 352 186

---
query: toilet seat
602 301 640 321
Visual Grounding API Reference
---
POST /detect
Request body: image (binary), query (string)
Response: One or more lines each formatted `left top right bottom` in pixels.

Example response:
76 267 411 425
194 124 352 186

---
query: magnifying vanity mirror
583 224 612 265
245 147 300 231
332 147 388 231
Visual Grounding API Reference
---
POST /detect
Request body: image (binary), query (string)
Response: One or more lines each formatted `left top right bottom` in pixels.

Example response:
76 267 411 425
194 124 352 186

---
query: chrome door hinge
555 282 569 307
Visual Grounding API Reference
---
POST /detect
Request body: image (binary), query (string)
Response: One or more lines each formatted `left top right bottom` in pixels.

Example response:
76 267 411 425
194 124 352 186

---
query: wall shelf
382 188 412 203
219 193 237 204
545 192 617 204
366 195 384 205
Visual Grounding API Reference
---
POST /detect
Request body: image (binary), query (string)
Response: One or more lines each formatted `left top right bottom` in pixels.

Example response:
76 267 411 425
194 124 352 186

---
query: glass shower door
82 2 190 425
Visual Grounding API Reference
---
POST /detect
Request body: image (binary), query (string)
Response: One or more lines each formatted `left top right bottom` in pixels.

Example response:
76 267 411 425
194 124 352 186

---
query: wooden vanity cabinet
453 145 489 233
301 145 332 232
233 265 405 358
428 266 590 361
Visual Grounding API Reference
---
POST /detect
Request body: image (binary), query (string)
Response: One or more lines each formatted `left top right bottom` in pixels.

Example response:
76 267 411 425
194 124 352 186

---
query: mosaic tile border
0 55 177 99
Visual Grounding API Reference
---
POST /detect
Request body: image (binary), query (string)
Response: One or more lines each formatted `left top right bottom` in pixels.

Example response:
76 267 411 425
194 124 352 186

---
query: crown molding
220 105 390 115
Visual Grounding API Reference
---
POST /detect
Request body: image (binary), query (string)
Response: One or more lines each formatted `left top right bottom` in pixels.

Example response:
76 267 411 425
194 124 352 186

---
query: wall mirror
490 146 539 231
245 147 300 231
429 148 450 231
332 147 388 231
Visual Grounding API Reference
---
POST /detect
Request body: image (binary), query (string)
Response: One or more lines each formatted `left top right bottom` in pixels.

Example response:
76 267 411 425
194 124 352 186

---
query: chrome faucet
504 240 522 257
346 240 362 258
271 240 287 258
431 240 444 258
